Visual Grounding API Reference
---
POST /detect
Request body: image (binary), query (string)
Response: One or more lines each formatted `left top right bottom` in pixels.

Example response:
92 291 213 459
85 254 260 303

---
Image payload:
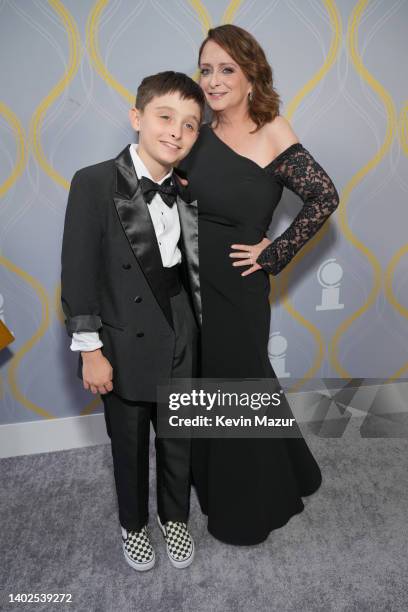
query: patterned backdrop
0 0 407 426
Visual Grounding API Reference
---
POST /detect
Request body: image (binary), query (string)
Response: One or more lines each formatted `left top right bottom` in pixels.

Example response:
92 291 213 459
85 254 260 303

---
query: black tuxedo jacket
61 145 201 401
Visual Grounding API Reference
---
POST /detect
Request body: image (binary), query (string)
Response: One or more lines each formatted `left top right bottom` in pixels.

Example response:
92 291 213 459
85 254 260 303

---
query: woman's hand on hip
229 237 272 277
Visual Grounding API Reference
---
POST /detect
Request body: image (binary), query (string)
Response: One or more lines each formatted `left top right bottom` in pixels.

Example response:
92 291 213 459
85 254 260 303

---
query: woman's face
199 40 252 114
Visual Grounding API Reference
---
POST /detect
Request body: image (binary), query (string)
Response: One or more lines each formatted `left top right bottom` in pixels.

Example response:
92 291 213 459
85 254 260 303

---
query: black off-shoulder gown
179 124 339 545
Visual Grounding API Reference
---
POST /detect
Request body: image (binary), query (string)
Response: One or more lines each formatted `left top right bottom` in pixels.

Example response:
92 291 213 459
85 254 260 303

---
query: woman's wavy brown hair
198 24 281 132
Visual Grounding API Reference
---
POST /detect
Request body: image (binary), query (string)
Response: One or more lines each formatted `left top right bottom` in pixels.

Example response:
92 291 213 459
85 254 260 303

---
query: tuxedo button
136 332 144 338
134 296 142 303
122 263 131 270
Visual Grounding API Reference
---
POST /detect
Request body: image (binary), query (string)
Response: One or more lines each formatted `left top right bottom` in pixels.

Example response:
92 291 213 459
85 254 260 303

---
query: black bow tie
140 176 177 208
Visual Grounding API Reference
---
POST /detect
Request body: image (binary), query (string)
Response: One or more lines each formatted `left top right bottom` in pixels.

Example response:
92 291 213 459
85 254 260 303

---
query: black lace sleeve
256 143 340 275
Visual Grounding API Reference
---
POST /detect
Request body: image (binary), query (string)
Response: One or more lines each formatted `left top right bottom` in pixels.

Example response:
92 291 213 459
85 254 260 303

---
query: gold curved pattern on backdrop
280 0 342 393
285 0 342 119
188 0 243 81
86 0 134 105
0 105 53 417
221 0 243 25
329 0 397 378
383 102 408 381
22 0 81 418
399 103 408 156
80 396 102 416
188 0 212 34
29 0 81 190
0 103 26 404
1 255 53 419
384 248 408 380
0 102 26 197
188 0 213 81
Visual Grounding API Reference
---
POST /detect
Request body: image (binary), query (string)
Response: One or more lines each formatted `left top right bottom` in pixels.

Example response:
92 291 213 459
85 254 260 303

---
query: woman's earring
248 91 253 103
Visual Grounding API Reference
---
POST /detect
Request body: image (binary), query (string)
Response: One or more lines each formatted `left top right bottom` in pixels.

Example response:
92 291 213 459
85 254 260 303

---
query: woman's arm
256 143 340 275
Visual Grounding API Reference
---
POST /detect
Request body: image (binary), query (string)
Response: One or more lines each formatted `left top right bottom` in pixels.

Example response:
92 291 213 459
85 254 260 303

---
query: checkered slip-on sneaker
157 515 195 568
121 525 155 571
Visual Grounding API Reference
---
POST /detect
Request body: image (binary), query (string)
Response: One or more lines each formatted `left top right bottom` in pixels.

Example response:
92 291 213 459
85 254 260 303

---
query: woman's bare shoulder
264 116 300 155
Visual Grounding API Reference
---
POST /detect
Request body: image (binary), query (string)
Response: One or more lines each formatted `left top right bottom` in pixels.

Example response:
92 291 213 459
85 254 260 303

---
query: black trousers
102 286 197 531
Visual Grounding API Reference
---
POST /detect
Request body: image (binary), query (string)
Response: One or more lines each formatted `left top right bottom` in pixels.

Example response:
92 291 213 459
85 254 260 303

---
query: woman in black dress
179 25 340 545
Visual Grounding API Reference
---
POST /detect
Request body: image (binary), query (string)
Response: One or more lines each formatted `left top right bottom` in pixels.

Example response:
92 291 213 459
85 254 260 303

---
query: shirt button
136 332 144 338
134 296 142 303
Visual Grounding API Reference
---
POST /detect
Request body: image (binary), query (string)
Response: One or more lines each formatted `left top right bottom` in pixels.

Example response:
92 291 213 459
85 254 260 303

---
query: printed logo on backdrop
316 258 344 311
268 332 291 378
267 258 345 378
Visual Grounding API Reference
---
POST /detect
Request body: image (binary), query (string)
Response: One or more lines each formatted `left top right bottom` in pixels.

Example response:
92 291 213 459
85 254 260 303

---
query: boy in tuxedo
61 72 204 571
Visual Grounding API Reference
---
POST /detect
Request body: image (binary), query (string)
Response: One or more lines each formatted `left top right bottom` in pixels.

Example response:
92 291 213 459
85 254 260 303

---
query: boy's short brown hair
135 71 205 120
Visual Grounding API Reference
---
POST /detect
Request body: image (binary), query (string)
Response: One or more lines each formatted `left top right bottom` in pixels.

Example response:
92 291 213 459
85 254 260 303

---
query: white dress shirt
70 144 182 352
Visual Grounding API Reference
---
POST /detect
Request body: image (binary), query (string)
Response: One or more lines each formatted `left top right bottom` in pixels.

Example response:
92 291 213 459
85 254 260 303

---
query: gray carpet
1 428 407 612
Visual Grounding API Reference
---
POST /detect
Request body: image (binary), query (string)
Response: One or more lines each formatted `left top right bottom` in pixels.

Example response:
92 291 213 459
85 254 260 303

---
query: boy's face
129 93 201 170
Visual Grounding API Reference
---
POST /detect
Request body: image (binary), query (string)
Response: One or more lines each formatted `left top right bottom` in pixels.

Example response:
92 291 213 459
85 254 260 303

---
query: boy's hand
81 349 113 395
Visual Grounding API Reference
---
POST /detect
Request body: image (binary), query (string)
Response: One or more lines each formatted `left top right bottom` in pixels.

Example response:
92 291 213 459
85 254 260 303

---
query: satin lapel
176 195 201 325
113 146 173 330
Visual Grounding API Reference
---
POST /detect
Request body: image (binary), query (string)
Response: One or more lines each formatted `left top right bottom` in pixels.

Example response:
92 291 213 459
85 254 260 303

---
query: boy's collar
115 145 187 202
129 144 173 184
